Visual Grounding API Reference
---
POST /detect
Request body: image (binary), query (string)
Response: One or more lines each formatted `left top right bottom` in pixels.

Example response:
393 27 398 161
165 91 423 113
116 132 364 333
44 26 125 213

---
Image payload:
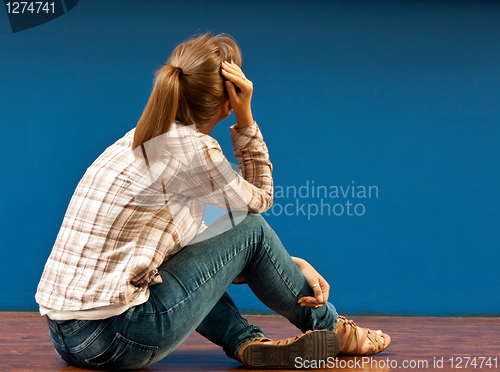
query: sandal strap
334 315 382 355
274 330 315 345
365 329 385 353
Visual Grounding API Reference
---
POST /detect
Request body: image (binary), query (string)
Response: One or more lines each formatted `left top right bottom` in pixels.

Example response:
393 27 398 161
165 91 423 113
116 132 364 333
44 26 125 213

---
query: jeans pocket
85 333 158 371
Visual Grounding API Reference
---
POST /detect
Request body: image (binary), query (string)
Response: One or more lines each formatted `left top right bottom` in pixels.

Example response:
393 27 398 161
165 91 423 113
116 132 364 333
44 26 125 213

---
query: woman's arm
180 62 272 213
179 127 273 214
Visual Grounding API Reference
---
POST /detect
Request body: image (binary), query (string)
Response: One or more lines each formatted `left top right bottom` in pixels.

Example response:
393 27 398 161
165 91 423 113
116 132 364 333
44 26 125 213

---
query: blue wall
1 0 499 316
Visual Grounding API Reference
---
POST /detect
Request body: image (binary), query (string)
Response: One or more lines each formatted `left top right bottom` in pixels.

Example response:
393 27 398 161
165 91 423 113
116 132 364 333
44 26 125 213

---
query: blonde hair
132 33 242 151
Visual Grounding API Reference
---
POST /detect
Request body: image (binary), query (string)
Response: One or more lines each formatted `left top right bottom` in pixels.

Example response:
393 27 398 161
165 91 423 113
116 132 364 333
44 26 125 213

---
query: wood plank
0 313 499 371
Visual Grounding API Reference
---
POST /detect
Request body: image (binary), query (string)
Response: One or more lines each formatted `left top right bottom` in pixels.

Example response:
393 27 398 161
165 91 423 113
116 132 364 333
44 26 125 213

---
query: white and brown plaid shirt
35 122 273 311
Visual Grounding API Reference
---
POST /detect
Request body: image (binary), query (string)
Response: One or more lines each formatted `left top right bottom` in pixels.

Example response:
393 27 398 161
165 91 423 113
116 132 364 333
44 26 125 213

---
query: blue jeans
46 214 339 370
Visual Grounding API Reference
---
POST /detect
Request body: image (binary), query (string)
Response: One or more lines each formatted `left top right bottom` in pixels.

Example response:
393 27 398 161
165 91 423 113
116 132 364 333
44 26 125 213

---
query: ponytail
132 65 182 153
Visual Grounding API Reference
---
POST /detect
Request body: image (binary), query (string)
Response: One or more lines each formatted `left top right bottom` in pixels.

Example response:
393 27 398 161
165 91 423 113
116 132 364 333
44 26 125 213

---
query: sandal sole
242 330 341 369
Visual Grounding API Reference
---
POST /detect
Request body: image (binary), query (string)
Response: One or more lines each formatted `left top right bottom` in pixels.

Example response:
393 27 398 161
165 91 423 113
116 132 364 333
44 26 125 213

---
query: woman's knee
241 213 272 236
239 213 280 249
242 213 267 227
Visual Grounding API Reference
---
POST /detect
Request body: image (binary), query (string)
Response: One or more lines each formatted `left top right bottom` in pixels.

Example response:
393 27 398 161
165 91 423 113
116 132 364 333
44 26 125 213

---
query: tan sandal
333 315 391 355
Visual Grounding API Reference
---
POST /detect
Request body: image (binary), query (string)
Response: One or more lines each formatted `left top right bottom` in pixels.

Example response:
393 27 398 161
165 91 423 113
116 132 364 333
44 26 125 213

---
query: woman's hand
292 257 330 308
221 61 254 128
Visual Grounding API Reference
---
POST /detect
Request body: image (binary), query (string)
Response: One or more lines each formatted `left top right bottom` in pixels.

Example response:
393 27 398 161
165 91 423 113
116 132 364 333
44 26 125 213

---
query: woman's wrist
292 257 307 269
234 111 254 129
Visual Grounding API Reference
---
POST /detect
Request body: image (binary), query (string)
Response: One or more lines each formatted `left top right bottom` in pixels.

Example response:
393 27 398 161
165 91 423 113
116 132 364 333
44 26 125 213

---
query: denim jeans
46 213 339 370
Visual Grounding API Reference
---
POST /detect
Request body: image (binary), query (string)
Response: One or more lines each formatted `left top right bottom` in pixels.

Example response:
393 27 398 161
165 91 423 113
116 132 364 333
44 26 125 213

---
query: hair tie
177 67 183 77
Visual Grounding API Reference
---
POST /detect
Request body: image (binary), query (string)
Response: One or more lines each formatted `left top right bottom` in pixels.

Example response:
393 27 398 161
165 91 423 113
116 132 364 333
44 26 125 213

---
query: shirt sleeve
180 122 273 214
230 122 274 212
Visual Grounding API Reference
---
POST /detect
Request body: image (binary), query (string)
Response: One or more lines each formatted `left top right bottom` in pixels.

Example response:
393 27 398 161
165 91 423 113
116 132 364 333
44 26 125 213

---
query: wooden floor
1 313 499 371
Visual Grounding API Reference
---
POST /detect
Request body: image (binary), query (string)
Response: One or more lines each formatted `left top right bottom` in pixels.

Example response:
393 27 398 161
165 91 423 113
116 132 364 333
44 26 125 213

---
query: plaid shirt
35 123 273 311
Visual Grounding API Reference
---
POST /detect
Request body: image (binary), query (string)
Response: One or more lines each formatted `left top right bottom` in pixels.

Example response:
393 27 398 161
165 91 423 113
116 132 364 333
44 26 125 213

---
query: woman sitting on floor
35 33 390 370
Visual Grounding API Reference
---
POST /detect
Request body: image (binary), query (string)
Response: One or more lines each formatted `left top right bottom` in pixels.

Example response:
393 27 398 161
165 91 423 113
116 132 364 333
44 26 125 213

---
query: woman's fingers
312 283 324 303
222 60 244 76
297 296 324 308
298 296 319 304
319 277 330 304
225 80 238 102
221 61 242 80
297 278 329 309
221 62 252 92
